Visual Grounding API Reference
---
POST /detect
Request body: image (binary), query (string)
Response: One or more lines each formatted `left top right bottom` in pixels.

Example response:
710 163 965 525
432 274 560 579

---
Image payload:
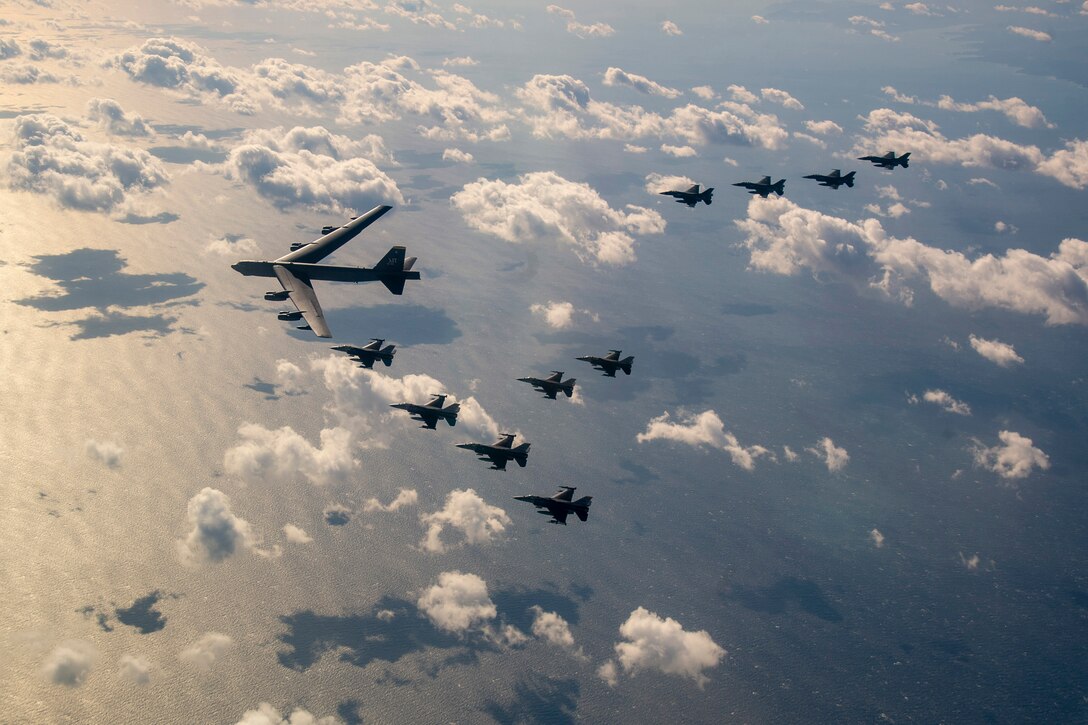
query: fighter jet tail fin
702 188 714 205
772 179 786 196
513 443 530 467
619 357 634 375
444 403 460 425
561 379 576 397
843 172 855 187
898 152 910 167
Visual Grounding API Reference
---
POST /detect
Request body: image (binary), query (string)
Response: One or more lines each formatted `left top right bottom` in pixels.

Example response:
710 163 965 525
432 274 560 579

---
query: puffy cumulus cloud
283 524 313 544
736 197 1088 325
114 37 255 114
636 410 771 471
869 528 885 548
969 334 1024 366
644 171 697 195
442 55 478 67
761 87 804 110
661 143 697 157
0 38 21 58
251 57 344 112
661 20 683 35
86 98 152 137
936 94 1053 129
7 114 169 212
416 570 496 633
603 67 681 99
858 109 1088 188
451 171 665 266
234 703 341 725
529 606 582 657
117 655 151 685
338 56 510 141
385 0 457 30
599 608 725 688
921 389 972 415
85 439 123 468
179 632 233 670
27 38 70 60
204 234 258 256
807 437 849 472
223 424 356 487
667 102 789 150
805 119 843 135
442 147 474 164
0 63 61 84
177 487 270 564
223 126 402 214
546 5 615 37
275 359 307 396
972 430 1050 480
363 488 418 512
904 2 940 15
420 488 510 553
43 641 96 687
690 85 716 101
1007 25 1051 41
529 300 597 329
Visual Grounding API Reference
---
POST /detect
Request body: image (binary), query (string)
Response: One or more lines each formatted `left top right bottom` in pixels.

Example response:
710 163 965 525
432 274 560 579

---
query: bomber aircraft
331 339 396 368
803 169 856 189
232 205 420 338
456 433 530 470
517 371 576 399
390 394 460 429
576 350 634 377
660 184 714 207
732 176 786 198
514 487 592 525
859 151 910 169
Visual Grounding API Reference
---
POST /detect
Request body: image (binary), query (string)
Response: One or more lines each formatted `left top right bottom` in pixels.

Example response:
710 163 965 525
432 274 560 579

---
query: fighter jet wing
544 504 569 525
275 205 393 264
273 265 331 338
488 454 509 470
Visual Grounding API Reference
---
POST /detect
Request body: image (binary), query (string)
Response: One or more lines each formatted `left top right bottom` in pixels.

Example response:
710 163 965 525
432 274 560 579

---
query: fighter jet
456 433 530 471
858 151 910 169
576 350 634 377
659 184 714 207
390 394 460 429
517 371 576 399
231 205 420 338
733 176 786 198
803 169 856 189
331 339 396 368
514 486 592 525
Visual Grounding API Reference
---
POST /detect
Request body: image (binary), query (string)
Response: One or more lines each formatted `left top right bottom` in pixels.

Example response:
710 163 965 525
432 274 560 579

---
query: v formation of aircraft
659 150 911 202
234 148 914 527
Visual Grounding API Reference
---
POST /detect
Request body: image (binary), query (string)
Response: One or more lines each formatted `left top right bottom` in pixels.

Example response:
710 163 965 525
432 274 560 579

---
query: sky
1 1 1087 723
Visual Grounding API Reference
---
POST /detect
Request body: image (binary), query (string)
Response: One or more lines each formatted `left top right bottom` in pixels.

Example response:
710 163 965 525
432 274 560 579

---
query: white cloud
451 171 665 266
85 439 123 468
529 605 576 649
921 389 972 415
234 703 340 725
736 197 1088 325
968 334 1024 366
223 126 403 214
224 424 356 487
420 488 510 553
603 67 681 99
546 5 615 37
179 632 233 670
363 488 418 512
8 114 169 212
204 235 258 256
661 20 682 36
43 641 96 687
117 655 151 685
0 63 61 84
283 524 313 544
807 437 849 472
600 607 725 687
416 570 496 633
644 172 697 195
177 487 276 564
636 410 771 471
442 147 474 164
936 94 1053 129
805 119 843 135
661 143 697 157
972 430 1049 480
904 2 939 15
442 56 478 67
960 552 981 571
869 529 885 548
274 359 307 396
761 87 804 110
529 300 597 329
751 15 769 24
86 98 153 137
690 85 715 100
1007 25 1051 41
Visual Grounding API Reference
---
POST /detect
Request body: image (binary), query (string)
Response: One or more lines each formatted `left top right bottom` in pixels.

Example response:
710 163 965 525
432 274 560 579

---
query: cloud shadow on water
728 577 844 623
490 587 583 633
482 675 581 725
114 590 168 634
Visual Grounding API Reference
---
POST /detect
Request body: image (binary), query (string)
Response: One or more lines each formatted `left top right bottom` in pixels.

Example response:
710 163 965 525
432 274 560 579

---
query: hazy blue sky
1 1 1086 722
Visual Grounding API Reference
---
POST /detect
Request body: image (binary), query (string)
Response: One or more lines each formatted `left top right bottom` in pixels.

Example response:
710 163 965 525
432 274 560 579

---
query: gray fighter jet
517 371 576 399
733 176 786 198
331 339 396 368
232 205 420 338
514 486 592 525
390 394 460 429
660 184 714 207
456 433 530 470
803 169 856 189
576 350 634 377
859 151 910 169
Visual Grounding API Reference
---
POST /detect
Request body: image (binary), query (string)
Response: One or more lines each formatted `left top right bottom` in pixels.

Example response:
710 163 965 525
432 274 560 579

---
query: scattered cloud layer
416 570 496 633
807 437 850 472
973 430 1050 480
969 334 1025 366
177 487 277 564
637 410 771 471
224 424 356 487
363 488 418 512
599 608 725 687
420 488 510 553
